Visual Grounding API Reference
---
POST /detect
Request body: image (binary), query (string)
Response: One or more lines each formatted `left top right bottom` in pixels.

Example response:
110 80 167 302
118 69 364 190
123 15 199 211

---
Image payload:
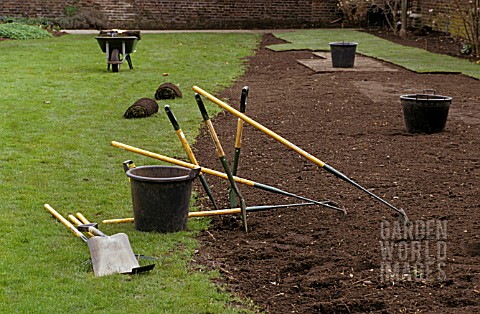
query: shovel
71 213 156 275
75 213 154 277
192 85 409 223
77 222 143 277
44 204 153 277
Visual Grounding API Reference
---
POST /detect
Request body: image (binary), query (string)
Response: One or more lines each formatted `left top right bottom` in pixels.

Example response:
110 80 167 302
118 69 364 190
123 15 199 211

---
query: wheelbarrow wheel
110 49 120 72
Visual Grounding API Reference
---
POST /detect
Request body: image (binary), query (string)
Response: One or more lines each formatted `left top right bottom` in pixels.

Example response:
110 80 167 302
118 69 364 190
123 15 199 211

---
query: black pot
126 165 200 232
329 42 357 68
400 93 452 134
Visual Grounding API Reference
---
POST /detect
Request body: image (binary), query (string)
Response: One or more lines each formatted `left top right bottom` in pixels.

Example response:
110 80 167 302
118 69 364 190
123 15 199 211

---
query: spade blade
87 233 140 277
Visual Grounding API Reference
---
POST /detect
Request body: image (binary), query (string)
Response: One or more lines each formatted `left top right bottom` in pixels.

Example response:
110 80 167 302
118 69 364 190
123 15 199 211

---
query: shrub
337 0 372 26
56 8 108 30
0 23 52 39
0 16 60 31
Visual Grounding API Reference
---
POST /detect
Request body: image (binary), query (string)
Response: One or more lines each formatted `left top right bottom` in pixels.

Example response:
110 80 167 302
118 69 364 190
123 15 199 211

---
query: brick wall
420 0 474 38
0 0 340 29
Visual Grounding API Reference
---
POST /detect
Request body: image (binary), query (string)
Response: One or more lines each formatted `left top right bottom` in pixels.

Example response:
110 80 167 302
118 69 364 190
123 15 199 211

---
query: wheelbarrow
95 30 140 72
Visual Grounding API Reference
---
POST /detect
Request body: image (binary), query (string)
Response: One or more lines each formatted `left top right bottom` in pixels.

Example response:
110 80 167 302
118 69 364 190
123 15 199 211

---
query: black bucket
125 165 200 232
400 93 452 134
329 42 358 68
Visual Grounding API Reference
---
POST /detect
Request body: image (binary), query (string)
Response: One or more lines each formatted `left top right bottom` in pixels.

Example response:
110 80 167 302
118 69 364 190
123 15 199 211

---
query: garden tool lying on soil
230 86 249 208
164 105 219 211
44 204 154 277
111 141 345 215
102 202 315 224
192 85 409 223
195 93 249 232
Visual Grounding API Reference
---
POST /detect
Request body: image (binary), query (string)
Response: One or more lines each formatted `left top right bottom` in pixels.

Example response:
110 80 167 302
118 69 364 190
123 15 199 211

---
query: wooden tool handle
44 204 87 242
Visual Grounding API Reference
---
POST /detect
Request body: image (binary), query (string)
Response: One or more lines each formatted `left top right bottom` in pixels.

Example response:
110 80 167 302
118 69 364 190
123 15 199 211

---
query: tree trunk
399 0 408 37
474 0 480 57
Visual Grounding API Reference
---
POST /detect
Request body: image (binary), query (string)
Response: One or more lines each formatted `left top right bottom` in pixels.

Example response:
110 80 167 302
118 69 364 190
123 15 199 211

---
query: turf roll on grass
155 83 183 100
123 98 159 119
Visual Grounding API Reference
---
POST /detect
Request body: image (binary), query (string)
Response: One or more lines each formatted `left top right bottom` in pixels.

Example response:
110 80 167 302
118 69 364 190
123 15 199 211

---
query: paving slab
298 52 398 72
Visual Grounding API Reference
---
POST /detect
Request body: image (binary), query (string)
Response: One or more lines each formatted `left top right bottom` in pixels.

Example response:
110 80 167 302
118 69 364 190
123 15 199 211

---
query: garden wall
420 0 474 39
0 0 340 29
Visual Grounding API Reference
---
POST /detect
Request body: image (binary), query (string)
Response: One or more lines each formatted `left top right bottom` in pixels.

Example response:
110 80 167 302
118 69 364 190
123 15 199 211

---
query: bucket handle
123 160 136 173
189 167 201 180
416 89 436 101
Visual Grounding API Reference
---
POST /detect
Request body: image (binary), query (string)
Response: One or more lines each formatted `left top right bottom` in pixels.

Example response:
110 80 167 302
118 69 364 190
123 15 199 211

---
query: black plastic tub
329 42 358 68
126 166 200 233
400 93 452 134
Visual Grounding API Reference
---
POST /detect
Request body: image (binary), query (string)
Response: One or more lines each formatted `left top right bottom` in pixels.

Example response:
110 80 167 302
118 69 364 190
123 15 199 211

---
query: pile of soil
191 33 479 313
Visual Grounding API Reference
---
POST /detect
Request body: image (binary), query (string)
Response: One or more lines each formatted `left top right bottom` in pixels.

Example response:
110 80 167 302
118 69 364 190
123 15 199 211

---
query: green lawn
0 32 260 313
2 28 477 313
271 29 480 79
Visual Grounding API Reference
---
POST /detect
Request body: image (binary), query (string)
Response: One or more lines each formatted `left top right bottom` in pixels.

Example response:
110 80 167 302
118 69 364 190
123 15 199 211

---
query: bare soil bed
191 33 479 313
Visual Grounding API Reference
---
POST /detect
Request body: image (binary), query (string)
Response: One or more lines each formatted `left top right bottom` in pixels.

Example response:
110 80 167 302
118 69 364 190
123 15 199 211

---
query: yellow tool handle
205 120 225 158
103 217 135 224
111 141 255 187
192 85 326 168
68 214 83 226
176 129 200 165
69 214 94 237
76 212 91 224
103 208 243 224
189 208 241 217
235 118 244 148
44 204 87 241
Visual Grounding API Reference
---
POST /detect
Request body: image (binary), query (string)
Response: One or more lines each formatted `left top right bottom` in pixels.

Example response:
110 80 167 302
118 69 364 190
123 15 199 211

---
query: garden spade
77 222 141 277
75 213 154 277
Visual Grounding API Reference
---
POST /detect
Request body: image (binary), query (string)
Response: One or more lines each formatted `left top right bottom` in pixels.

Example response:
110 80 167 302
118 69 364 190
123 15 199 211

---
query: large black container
126 166 200 232
329 42 358 68
400 93 452 134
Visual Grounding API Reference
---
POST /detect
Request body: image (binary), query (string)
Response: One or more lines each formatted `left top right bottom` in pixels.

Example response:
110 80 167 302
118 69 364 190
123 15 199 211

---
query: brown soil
191 32 480 313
